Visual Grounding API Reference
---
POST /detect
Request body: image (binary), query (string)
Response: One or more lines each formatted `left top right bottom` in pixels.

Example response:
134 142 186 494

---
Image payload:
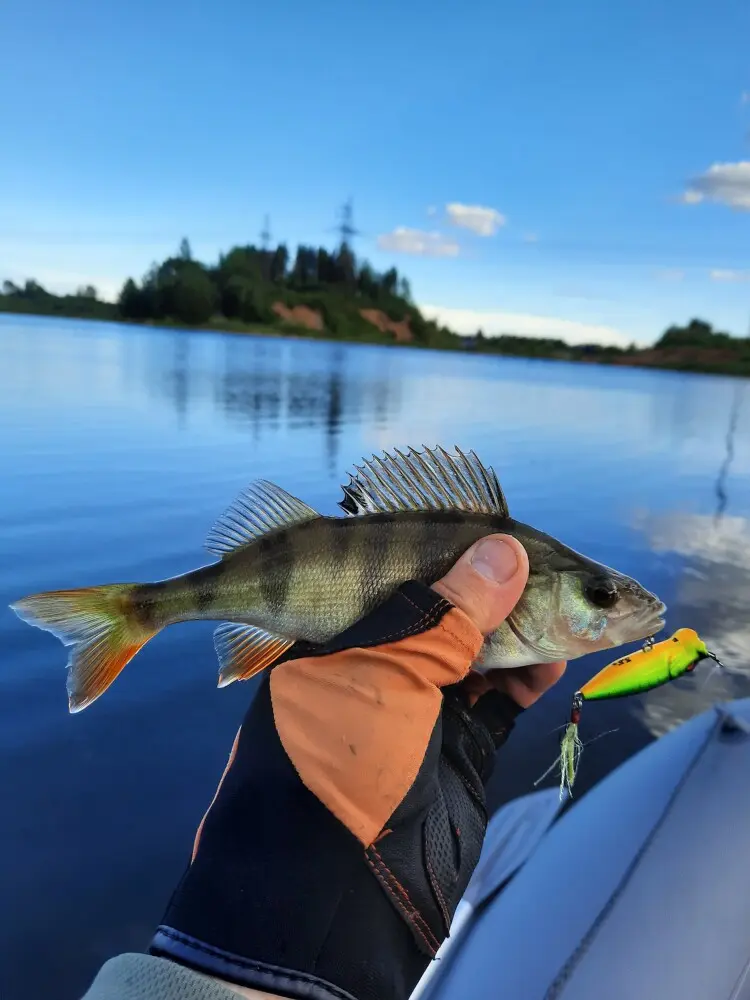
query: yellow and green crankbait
541 628 724 800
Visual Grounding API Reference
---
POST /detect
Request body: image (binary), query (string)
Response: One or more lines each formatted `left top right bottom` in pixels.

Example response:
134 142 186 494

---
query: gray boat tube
411 697 750 1000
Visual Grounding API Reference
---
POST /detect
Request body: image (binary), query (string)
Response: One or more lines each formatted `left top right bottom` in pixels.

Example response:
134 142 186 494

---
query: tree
381 267 399 296
334 242 357 289
138 263 163 318
221 277 244 320
152 256 209 318
239 285 271 324
357 263 378 300
118 278 150 320
171 265 217 325
270 244 289 284
179 237 192 261
291 246 318 288
656 318 733 349
218 246 263 287
76 285 97 299
19 279 49 300
317 248 335 285
2 280 19 296
398 276 412 301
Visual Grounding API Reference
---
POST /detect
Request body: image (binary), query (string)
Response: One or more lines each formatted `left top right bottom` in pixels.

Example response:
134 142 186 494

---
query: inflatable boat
411 697 750 1000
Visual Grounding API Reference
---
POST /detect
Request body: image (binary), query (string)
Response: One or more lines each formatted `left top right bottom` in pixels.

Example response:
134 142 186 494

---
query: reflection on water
143 331 399 475
632 509 750 736
1 315 750 1000
714 382 745 522
629 383 750 737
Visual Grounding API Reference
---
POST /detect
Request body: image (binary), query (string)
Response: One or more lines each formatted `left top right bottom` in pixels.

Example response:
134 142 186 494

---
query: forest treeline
2 238 749 375
115 238 437 339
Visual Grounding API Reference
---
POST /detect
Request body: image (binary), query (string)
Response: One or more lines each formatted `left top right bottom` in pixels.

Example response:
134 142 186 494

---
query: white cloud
377 227 460 258
654 268 685 282
522 232 539 243
445 203 506 236
677 189 705 205
709 268 750 282
418 303 632 347
680 161 750 210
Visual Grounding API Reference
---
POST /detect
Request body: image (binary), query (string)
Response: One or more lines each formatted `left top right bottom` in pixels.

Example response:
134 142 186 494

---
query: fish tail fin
10 584 159 712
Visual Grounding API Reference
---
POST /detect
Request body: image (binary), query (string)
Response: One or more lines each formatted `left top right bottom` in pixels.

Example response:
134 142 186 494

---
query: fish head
554 563 666 654
510 523 667 662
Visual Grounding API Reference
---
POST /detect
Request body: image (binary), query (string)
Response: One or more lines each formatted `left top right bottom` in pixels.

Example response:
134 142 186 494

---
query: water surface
2 315 749 999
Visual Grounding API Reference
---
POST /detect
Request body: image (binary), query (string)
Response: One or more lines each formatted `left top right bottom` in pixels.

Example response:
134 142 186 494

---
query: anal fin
214 622 295 687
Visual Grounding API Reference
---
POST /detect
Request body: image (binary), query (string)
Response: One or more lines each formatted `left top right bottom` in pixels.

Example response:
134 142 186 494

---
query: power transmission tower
260 214 272 251
335 198 361 248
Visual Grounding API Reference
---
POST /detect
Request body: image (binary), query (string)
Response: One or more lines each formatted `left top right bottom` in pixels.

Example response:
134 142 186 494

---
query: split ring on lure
535 628 725 801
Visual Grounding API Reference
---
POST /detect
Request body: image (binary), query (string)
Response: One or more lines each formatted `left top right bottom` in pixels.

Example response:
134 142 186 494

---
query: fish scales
196 511 499 643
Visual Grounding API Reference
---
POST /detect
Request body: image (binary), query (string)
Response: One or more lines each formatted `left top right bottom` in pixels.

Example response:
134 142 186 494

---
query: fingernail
471 537 518 583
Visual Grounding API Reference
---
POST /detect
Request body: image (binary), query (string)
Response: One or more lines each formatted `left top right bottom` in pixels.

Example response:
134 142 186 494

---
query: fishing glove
149 580 524 1000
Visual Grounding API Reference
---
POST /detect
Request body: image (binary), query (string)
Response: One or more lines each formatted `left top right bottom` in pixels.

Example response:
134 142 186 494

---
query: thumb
432 534 529 635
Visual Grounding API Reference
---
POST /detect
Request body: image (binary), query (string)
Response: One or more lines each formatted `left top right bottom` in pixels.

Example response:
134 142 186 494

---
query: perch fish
10 446 667 712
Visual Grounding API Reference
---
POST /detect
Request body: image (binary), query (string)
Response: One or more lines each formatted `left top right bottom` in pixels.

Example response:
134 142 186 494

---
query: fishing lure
537 628 725 800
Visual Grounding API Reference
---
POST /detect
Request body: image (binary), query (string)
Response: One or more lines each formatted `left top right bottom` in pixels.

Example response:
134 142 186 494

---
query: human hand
146 534 566 1000
432 534 566 709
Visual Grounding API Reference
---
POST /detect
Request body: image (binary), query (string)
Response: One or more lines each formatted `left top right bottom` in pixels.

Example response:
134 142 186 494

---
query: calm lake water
2 314 750 999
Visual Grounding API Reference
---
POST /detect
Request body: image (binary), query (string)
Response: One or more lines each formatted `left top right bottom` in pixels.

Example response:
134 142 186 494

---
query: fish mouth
625 598 667 641
607 577 667 643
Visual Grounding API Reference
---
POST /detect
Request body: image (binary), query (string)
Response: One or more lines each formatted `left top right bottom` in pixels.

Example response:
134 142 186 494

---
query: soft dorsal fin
206 480 318 557
338 446 509 518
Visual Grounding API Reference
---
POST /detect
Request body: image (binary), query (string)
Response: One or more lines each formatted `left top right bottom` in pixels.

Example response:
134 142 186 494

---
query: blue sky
2 0 749 346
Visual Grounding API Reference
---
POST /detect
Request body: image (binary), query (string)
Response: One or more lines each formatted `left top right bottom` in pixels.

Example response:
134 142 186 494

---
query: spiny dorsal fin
338 446 509 518
214 622 294 686
206 480 318 557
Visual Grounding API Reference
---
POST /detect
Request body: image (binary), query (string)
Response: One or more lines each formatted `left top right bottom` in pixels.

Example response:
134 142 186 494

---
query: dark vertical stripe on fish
259 530 293 615
358 520 393 619
330 517 354 568
414 516 474 586
191 572 219 613
129 584 162 628
186 560 225 614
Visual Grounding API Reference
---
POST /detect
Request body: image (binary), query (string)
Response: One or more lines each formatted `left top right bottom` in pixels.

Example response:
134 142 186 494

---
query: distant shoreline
3 234 749 379
3 306 750 380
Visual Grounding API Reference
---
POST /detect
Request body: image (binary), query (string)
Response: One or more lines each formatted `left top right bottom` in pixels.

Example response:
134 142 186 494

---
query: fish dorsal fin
206 480 318 557
338 446 509 518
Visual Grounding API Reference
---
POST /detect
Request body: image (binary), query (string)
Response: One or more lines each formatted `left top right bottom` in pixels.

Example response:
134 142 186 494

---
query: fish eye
584 576 619 609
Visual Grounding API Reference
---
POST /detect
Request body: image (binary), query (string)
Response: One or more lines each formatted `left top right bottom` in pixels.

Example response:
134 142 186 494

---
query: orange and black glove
149 535 565 1000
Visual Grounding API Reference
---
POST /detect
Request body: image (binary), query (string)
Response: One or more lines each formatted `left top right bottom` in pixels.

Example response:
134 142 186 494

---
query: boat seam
542 709 722 1000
